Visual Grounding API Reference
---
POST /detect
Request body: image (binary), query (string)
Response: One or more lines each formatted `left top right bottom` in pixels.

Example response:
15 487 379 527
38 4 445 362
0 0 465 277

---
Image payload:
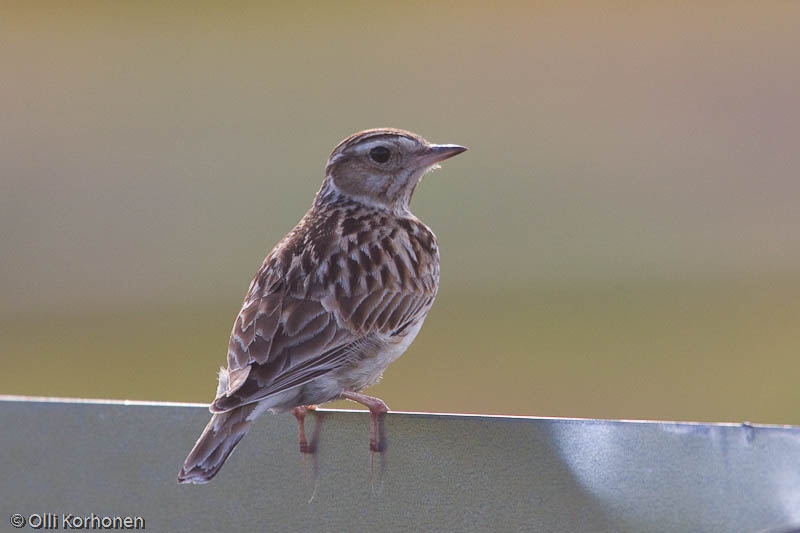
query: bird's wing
209 219 438 413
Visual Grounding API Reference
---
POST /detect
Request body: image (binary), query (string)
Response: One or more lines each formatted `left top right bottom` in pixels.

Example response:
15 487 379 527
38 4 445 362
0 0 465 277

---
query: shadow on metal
1 395 799 532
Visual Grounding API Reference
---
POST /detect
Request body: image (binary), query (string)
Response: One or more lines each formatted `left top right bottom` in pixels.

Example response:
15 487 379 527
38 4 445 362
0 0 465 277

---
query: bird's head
319 128 466 213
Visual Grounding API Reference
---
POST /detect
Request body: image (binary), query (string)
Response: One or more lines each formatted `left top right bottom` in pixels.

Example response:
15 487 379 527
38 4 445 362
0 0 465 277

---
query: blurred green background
2 2 799 424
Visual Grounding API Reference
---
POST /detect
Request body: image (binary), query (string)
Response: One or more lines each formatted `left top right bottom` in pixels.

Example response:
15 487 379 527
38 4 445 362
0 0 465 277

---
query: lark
178 128 466 484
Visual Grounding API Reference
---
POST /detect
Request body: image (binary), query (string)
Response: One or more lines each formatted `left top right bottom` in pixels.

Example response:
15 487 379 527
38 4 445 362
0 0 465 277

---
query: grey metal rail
1 396 798 532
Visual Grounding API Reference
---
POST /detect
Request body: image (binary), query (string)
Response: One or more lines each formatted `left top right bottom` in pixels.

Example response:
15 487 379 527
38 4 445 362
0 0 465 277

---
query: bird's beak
418 144 468 167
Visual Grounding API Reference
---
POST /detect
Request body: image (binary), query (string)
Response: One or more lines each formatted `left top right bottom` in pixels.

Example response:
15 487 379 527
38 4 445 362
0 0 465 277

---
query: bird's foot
292 405 318 454
340 391 389 453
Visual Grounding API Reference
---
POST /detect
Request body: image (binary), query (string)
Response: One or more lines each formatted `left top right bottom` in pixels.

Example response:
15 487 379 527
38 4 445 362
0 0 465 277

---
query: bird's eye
369 146 391 164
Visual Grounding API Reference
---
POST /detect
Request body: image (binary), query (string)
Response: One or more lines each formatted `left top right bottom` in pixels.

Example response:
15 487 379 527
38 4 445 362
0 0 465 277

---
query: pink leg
292 405 317 454
340 391 389 452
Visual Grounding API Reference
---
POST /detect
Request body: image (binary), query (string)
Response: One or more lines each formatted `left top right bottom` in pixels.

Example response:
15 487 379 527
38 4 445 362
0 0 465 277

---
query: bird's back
212 198 440 414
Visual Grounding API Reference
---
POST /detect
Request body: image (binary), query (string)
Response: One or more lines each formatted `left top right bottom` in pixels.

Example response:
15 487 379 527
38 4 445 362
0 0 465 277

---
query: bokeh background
2 1 799 424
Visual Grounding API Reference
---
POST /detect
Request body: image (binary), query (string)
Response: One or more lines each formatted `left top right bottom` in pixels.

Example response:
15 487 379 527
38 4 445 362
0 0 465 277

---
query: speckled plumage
178 128 465 484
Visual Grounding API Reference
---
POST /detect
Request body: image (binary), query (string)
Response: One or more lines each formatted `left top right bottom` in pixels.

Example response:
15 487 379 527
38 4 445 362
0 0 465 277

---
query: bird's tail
177 403 262 484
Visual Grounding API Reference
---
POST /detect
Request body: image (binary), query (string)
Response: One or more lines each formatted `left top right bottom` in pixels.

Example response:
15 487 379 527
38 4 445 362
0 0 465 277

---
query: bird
178 128 466 484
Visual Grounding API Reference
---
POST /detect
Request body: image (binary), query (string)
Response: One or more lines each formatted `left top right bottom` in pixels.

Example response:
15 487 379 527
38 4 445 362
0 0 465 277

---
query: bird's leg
292 405 317 454
340 391 389 452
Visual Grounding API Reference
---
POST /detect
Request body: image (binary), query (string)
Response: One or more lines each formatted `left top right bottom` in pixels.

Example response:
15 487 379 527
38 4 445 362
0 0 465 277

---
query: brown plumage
178 128 466 484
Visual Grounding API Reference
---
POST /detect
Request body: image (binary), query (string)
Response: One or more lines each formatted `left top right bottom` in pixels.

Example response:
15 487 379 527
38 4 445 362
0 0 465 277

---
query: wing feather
211 208 438 414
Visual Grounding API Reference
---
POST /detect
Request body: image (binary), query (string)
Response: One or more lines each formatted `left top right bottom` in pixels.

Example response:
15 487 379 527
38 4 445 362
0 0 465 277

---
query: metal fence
1 396 798 532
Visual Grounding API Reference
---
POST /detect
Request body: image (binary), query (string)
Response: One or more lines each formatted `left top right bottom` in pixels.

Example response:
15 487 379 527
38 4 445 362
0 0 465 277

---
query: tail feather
178 403 261 484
